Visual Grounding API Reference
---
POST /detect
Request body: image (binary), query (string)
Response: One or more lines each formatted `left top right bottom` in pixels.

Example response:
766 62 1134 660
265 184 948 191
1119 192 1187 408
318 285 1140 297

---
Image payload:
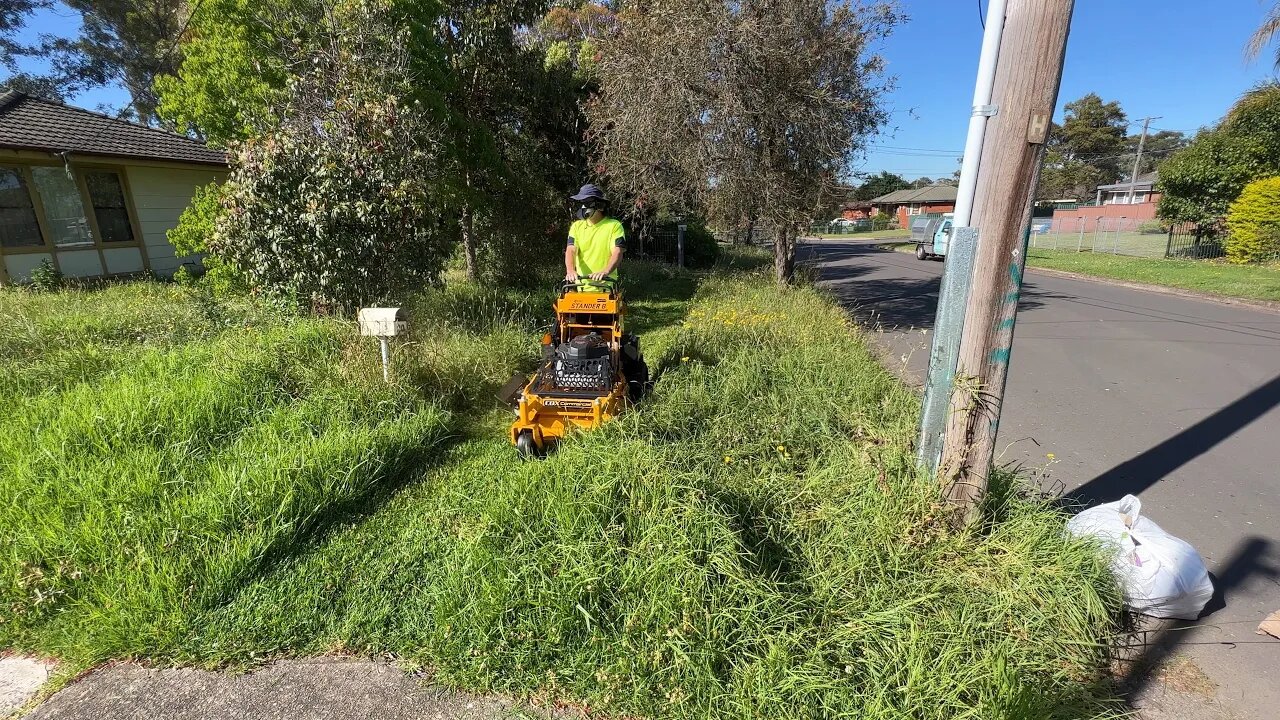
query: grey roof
0 92 226 167
870 185 959 204
1097 171 1159 192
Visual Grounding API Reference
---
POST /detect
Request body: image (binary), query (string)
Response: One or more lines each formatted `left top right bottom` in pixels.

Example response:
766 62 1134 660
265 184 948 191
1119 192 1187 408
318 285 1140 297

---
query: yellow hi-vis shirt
569 217 625 283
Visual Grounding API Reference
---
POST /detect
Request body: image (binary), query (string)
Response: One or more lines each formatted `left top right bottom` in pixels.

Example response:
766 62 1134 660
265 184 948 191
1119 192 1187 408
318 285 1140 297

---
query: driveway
802 237 1280 719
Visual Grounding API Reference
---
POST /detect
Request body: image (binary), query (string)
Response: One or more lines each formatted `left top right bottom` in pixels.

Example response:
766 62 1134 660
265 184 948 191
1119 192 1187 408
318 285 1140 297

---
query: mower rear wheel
515 431 538 460
627 359 650 403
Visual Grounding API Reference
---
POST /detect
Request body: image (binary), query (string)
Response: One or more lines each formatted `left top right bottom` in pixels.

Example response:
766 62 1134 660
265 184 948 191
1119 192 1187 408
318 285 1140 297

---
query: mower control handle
561 278 618 294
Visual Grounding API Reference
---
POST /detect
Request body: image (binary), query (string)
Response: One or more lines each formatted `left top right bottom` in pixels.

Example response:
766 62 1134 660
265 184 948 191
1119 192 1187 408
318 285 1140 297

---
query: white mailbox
358 307 406 337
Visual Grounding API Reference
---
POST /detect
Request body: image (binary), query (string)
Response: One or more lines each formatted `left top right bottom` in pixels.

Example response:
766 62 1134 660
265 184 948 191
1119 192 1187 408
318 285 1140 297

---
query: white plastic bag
1067 495 1214 620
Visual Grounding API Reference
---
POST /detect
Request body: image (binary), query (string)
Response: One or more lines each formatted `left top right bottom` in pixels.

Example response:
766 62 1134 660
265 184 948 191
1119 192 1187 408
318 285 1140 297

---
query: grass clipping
0 272 1123 719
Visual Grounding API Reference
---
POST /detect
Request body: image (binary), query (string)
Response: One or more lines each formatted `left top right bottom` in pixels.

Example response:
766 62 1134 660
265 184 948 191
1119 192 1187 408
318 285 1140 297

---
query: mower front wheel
515 431 539 460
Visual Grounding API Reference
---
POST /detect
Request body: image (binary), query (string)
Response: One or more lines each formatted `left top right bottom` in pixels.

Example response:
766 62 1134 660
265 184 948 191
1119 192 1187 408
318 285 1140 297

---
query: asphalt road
803 237 1280 719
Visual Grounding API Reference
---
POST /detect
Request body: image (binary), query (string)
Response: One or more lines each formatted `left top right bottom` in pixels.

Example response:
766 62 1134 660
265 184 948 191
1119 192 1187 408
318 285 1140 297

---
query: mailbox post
357 307 406 382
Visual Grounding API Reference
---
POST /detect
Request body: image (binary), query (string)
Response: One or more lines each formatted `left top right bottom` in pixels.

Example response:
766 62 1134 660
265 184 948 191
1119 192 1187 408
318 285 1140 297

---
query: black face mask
576 203 596 220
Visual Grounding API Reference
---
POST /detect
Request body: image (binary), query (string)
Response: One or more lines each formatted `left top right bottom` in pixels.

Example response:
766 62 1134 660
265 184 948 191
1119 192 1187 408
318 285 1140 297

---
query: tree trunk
460 203 477 281
774 225 795 284
744 215 757 246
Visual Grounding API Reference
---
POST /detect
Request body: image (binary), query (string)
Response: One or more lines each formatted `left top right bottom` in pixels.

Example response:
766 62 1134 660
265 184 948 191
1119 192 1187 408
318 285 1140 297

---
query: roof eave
0 142 228 168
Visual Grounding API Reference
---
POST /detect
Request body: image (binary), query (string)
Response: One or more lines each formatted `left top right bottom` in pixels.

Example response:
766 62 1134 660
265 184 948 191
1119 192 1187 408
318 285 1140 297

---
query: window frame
0 159 149 278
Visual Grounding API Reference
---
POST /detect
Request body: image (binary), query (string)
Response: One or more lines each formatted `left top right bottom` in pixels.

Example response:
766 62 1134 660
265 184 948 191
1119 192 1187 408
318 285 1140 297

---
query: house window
0 166 43 248
84 171 134 243
30 166 93 247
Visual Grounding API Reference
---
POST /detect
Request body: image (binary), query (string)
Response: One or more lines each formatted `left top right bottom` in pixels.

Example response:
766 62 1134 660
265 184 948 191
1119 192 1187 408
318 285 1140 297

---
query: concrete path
802 237 1280 719
1 656 55 716
23 658 555 720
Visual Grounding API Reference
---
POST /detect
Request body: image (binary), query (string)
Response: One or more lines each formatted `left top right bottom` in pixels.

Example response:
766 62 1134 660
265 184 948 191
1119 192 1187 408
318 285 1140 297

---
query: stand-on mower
505 279 647 458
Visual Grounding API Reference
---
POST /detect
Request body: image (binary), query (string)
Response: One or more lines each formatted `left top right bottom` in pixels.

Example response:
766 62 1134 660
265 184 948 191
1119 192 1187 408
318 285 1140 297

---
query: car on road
913 213 954 261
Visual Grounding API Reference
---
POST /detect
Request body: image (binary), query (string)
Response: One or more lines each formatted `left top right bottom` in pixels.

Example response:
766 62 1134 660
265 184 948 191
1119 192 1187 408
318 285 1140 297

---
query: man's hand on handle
588 271 609 281
565 270 579 283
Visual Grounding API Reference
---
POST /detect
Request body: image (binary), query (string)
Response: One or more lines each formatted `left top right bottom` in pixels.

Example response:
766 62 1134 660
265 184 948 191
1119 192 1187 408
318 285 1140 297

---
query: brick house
870 185 958 228
839 201 873 220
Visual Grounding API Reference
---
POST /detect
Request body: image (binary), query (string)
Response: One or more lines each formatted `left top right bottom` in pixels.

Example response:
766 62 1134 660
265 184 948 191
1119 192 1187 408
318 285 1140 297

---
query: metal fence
1027 219 1227 260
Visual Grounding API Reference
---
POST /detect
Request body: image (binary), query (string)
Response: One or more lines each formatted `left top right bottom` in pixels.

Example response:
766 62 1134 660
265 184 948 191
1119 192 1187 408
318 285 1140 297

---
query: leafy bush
28 258 62 292
210 2 454 310
1226 176 1280 263
872 213 892 230
168 182 246 296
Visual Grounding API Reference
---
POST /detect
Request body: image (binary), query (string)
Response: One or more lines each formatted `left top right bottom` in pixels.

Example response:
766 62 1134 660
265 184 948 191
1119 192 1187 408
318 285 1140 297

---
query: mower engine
552 332 612 390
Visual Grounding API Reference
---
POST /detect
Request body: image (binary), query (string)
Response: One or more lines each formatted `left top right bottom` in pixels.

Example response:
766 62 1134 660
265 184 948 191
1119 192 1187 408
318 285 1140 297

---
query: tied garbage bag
1067 495 1214 620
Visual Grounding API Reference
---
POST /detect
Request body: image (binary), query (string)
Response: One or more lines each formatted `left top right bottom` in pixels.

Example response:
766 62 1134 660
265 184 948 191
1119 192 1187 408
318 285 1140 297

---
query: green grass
1028 231 1170 258
1 253 1124 719
1027 249 1280 302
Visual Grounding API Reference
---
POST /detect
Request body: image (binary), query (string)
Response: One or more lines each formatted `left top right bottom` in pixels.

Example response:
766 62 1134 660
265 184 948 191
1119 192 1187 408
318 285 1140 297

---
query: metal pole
380 337 390 383
677 224 686 268
916 0 1008 473
1077 217 1084 251
918 227 978 468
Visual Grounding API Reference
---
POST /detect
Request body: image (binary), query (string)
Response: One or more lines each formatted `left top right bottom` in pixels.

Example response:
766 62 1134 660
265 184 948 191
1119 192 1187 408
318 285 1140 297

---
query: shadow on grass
224 425 468 613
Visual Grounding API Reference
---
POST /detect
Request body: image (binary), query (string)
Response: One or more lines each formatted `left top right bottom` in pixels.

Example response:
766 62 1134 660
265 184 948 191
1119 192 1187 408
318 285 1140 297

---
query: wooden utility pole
1126 116 1161 204
938 0 1075 518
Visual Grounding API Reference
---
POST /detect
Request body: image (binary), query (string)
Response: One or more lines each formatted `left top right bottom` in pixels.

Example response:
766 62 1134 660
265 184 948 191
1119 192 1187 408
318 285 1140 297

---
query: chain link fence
1028 218 1229 261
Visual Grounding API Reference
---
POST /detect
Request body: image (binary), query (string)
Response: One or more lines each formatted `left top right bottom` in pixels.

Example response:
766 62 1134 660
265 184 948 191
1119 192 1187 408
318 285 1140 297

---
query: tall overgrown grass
0 256 1122 718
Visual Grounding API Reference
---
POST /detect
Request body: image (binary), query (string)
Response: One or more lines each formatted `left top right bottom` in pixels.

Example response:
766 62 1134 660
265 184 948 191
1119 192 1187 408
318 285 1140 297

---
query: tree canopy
1036 93 1129 201
1158 83 1280 225
590 0 900 283
853 171 910 201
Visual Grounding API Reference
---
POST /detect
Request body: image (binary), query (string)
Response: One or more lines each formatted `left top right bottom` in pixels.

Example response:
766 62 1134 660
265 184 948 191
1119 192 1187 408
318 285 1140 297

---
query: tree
153 0 307 144
1 0 44 70
211 0 454 309
1158 83 1280 225
853 171 909 201
1036 93 1129 202
158 0 585 284
910 176 934 189
41 1 190 123
1129 129 1186 175
1247 2 1280 69
0 1 63 98
592 0 900 283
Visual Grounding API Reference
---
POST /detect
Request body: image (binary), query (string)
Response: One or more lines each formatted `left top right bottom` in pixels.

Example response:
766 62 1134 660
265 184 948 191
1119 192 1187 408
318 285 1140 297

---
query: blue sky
860 0 1280 180
9 1 1280 180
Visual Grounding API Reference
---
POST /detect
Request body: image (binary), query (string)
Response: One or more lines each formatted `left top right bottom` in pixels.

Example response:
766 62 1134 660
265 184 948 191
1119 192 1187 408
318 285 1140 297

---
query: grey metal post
677 224 686 268
1077 217 1084 251
917 226 978 472
379 337 390 383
